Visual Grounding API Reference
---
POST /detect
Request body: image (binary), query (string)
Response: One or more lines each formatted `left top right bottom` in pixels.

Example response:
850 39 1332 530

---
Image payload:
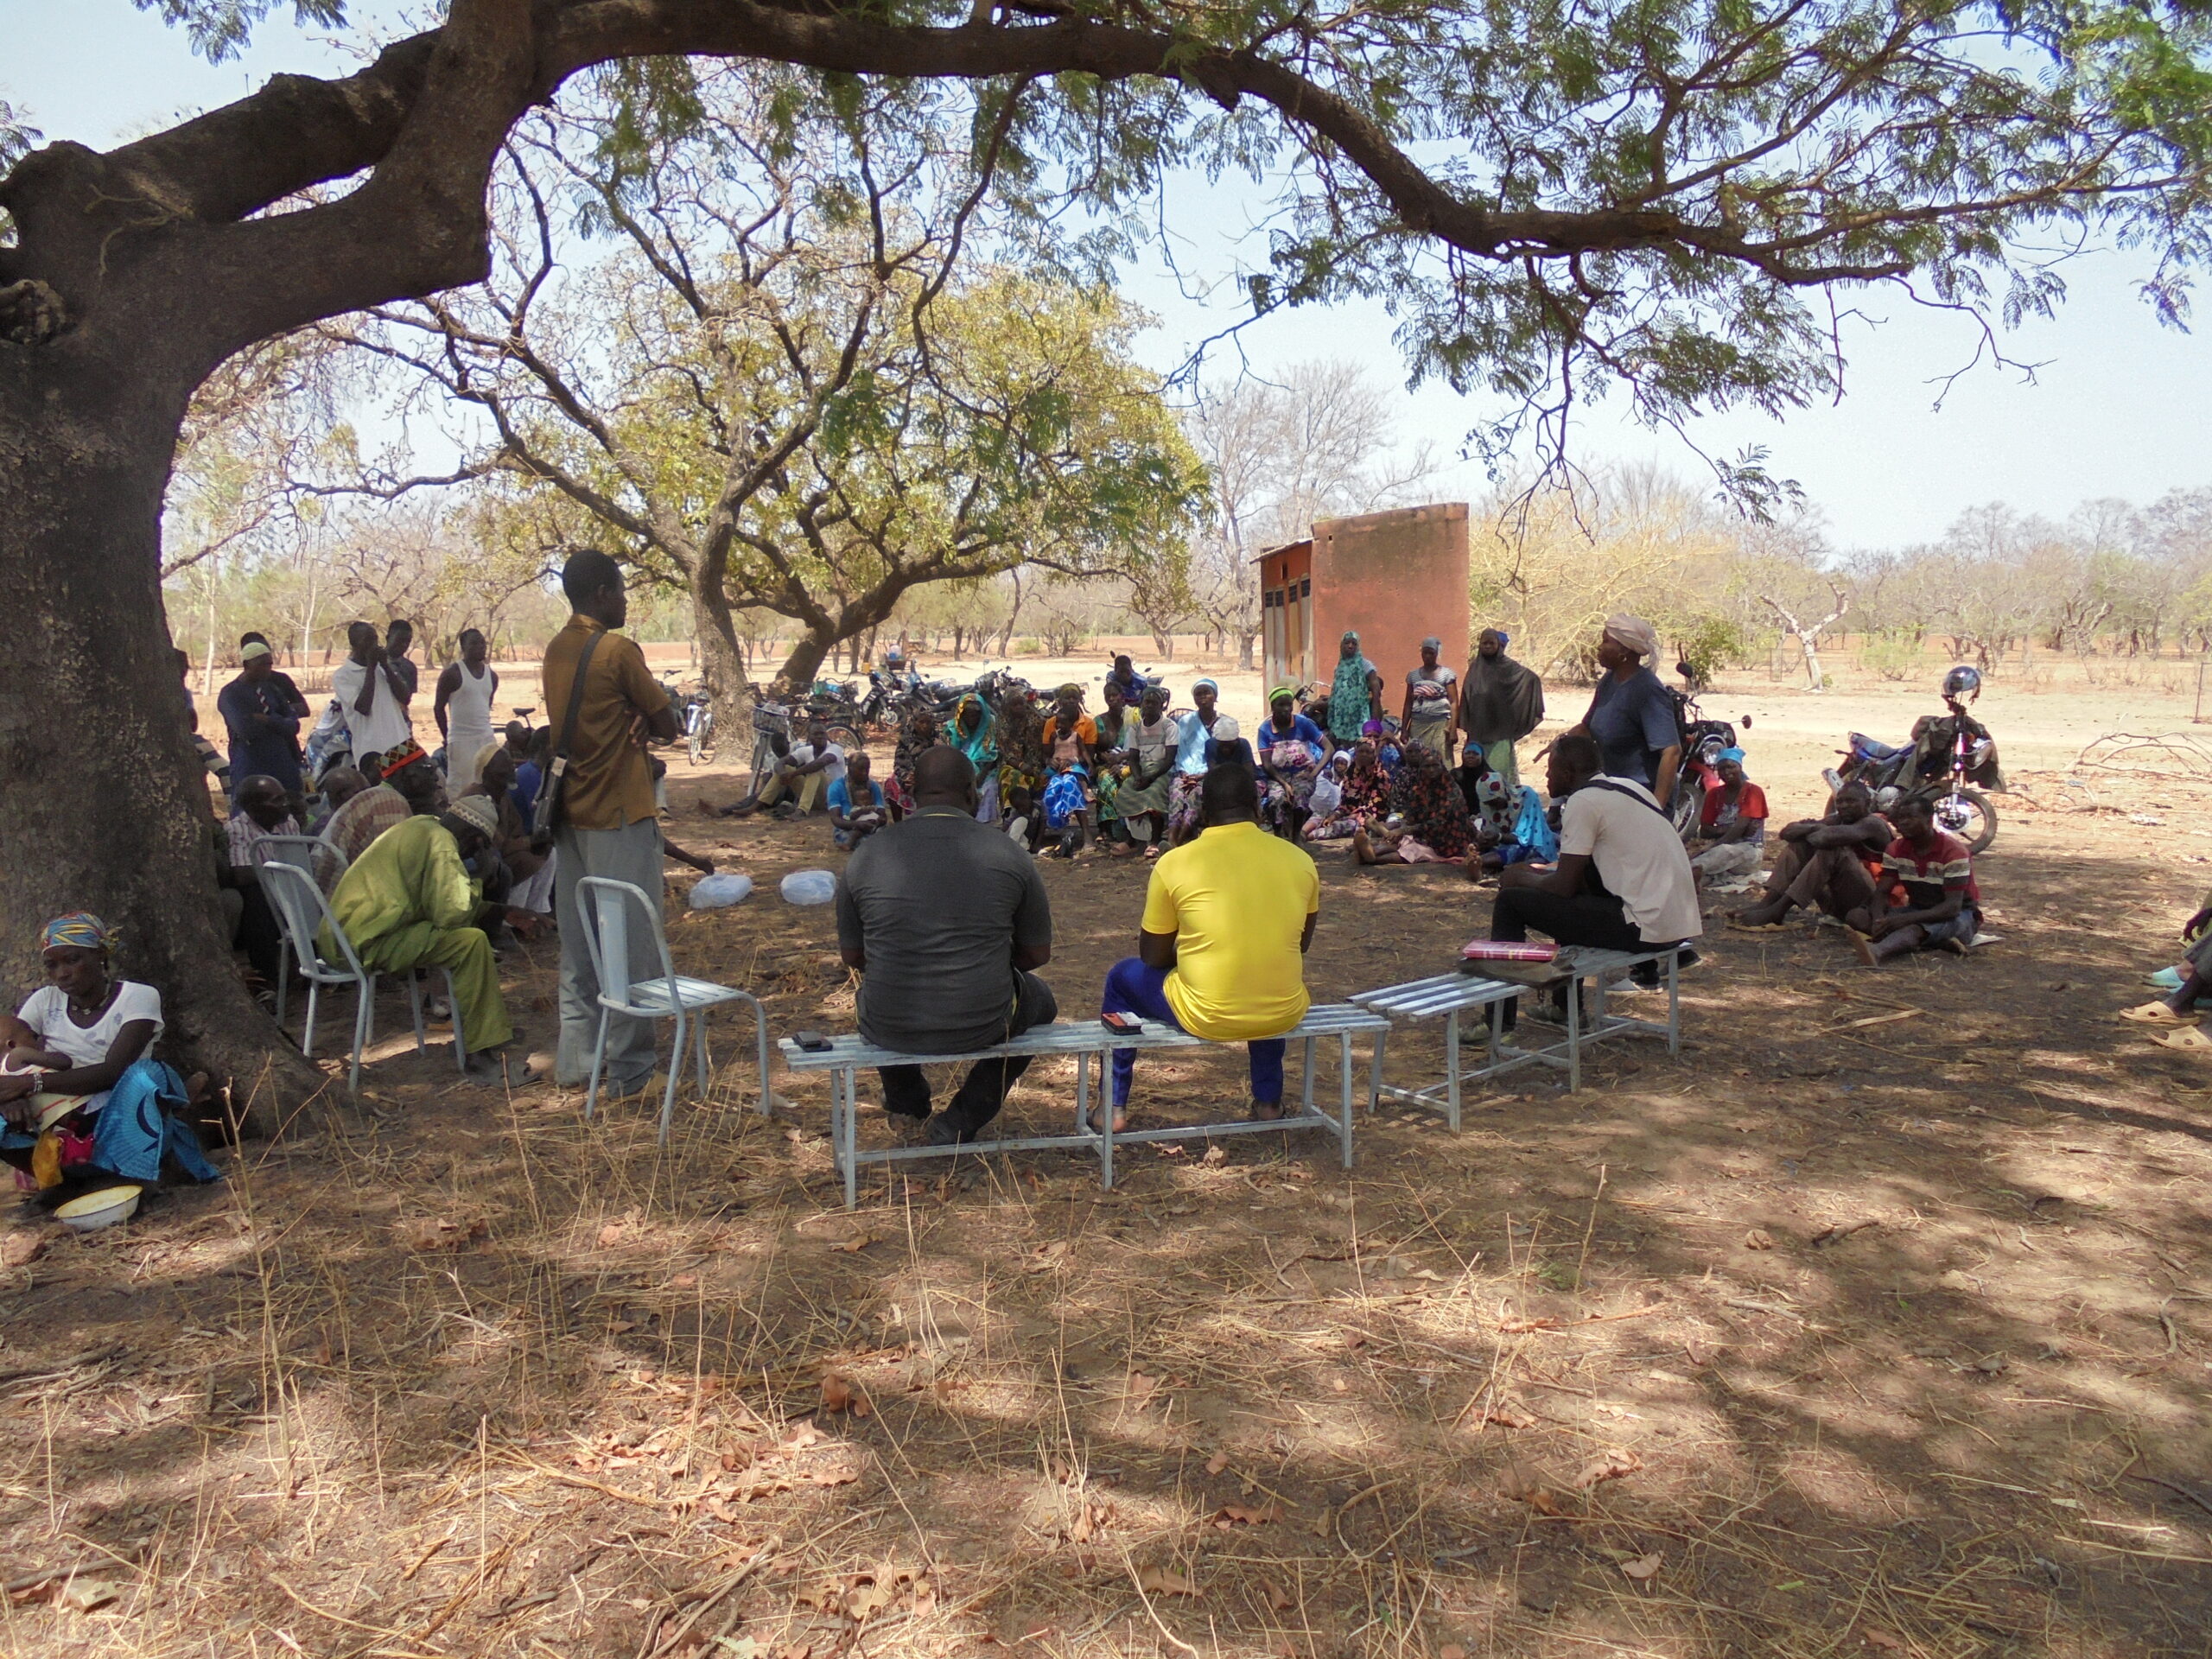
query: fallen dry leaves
819 1375 873 1418
1621 1552 1663 1580
1210 1503 1280 1528
1138 1565 1198 1597
394 1215 486 1252
1575 1448 1644 1489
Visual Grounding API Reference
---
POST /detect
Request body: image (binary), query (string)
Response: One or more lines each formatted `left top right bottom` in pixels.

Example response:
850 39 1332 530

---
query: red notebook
1460 941 1559 963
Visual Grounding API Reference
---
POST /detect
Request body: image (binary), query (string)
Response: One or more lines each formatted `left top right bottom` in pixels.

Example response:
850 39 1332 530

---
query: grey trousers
555 817 665 1090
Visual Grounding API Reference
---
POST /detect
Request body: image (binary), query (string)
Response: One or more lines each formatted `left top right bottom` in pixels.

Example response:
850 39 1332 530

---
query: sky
5 0 2209 550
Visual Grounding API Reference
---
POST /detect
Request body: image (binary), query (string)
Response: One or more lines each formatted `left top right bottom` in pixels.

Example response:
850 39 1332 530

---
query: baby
0 1013 62 1076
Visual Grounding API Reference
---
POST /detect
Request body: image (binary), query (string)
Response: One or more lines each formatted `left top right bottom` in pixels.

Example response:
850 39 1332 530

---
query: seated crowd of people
20 586 2005 1222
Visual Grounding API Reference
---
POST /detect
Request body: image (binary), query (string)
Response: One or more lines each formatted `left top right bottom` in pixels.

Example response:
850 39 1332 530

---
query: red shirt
1882 830 1979 906
1699 779 1768 837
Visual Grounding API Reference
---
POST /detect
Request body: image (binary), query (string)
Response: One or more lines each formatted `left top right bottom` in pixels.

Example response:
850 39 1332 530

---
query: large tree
320 67 1202 726
2 0 2206 1093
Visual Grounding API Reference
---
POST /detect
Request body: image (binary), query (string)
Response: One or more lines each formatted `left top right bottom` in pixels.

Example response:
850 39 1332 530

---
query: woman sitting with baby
0 913 222 1205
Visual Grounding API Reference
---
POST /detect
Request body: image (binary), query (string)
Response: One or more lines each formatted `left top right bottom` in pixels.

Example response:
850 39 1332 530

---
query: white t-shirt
330 660 416 759
1406 664 1459 720
788 741 848 785
16 981 164 1115
1558 777 1704 944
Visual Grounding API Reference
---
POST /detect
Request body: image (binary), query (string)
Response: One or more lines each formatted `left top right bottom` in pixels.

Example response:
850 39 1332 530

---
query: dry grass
8 685 2212 1656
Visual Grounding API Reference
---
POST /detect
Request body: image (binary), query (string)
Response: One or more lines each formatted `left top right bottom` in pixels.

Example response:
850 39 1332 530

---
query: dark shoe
924 1116 982 1147
1675 945 1702 970
465 1050 544 1086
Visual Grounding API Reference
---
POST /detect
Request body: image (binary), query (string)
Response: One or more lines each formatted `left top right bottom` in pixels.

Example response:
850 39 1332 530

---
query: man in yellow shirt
1100 764 1320 1128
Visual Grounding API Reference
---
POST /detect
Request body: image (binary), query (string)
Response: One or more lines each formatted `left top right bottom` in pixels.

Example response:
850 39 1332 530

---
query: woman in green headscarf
945 692 1001 821
1326 631 1381 747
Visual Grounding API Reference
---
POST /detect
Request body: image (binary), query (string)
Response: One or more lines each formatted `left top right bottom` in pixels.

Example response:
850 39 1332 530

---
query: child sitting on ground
1003 785 1041 852
827 753 889 850
1302 752 1358 841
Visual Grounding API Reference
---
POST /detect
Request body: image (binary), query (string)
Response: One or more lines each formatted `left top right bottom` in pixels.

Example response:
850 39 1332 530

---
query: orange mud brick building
1257 503 1470 702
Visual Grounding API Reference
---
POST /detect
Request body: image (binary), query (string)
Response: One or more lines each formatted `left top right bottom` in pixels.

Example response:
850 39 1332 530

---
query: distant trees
1839 489 2212 669
1185 361 1438 669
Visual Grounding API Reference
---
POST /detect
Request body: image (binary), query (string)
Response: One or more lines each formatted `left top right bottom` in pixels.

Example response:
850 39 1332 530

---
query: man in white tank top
435 627 500 791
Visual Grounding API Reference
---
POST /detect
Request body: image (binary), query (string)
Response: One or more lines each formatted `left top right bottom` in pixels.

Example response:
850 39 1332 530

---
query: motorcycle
1667 683 1740 836
1826 713 1999 854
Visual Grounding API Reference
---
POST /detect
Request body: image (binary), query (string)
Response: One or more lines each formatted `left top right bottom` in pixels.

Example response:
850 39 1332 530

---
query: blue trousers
1102 958 1285 1109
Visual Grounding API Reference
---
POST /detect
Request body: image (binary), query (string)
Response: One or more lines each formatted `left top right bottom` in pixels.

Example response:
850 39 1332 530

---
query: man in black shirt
835 747 1057 1145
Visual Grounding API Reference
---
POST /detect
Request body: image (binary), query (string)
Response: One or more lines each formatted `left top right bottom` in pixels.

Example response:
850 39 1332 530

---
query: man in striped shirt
1855 795 1980 966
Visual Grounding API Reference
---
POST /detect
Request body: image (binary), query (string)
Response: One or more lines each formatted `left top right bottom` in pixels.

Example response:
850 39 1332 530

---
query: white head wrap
1602 614 1661 663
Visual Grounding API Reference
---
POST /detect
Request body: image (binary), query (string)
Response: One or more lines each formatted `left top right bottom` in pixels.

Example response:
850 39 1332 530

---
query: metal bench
778 1003 1390 1207
1353 946 1684 1116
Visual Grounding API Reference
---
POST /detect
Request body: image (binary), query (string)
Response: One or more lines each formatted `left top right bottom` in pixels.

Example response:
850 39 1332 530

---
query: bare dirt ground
9 657 2212 1657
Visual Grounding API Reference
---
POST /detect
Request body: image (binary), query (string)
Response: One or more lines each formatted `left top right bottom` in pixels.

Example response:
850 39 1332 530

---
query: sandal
2149 1026 2212 1052
1249 1101 1287 1122
2120 1001 2198 1027
1726 915 1792 932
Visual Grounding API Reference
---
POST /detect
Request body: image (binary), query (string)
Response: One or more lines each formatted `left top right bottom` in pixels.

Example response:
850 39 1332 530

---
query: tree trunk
777 631 835 690
689 580 753 740
0 364 322 1108
1236 629 1258 671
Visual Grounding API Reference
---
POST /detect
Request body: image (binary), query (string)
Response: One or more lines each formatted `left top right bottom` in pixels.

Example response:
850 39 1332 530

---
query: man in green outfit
326 793 531 1083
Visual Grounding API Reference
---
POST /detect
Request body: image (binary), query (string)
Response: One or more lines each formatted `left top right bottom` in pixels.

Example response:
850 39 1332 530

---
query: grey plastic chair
251 834 348 1027
575 877 772 1143
257 861 467 1088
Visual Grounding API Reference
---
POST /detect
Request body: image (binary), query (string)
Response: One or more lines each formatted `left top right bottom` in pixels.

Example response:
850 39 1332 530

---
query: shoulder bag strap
1580 778 1671 818
553 629 606 765
533 629 606 842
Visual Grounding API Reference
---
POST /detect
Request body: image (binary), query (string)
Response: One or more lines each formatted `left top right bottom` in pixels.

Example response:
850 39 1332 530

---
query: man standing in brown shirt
543 549 679 1093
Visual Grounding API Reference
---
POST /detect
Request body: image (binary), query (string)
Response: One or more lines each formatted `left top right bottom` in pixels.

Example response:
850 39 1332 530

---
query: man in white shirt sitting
1483 732 1702 1020
759 720 847 815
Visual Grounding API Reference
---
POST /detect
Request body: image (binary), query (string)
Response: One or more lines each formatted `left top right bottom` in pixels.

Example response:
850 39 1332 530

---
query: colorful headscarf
1192 677 1219 696
42 912 115 954
946 693 998 770
1719 747 1746 765
1269 684 1296 704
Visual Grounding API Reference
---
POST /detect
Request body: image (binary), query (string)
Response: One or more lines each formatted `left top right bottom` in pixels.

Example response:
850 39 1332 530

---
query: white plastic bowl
53 1185 143 1233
